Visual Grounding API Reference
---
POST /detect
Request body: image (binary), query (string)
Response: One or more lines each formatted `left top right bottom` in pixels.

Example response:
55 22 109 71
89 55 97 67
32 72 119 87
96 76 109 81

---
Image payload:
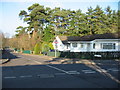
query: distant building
52 32 120 52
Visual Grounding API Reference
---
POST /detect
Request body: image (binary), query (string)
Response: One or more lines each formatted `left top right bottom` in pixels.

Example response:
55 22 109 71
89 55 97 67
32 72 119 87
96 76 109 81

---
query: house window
101 43 116 49
93 43 96 49
72 43 77 47
80 43 84 48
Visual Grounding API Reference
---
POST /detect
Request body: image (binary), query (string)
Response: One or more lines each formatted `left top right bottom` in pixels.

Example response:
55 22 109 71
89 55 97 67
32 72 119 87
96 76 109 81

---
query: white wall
52 36 70 51
70 42 90 52
92 39 119 52
53 37 120 52
118 41 120 51
69 39 120 52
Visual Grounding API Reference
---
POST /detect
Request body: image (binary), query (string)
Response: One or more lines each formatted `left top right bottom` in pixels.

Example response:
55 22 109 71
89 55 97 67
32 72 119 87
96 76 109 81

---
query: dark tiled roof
59 32 120 42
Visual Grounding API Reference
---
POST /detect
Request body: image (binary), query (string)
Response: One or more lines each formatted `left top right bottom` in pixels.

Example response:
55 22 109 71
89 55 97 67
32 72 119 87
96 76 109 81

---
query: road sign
54 39 58 44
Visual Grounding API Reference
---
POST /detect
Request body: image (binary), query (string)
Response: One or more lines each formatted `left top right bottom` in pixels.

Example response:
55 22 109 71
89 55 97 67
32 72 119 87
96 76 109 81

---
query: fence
22 50 31 54
47 51 61 57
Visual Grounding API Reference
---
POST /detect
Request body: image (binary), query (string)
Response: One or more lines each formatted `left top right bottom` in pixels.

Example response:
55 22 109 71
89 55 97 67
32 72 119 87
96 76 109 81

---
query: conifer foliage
9 3 119 53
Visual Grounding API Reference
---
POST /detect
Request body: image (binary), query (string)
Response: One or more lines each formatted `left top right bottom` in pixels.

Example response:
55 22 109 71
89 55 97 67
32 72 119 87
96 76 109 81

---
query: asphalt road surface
2 52 120 88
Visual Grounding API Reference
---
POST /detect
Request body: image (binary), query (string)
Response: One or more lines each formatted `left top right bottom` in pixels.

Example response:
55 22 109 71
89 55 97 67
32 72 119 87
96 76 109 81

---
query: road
2 52 120 88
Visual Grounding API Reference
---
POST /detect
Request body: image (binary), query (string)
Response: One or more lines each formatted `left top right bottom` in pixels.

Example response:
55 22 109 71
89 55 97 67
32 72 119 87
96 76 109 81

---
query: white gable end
52 36 68 51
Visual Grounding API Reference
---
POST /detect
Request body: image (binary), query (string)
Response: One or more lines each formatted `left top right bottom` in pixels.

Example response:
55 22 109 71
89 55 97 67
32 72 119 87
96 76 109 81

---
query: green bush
41 42 54 52
48 42 54 50
41 42 49 52
34 43 41 54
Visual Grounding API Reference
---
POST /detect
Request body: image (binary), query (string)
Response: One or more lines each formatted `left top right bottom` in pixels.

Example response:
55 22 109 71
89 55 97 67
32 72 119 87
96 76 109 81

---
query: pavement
14 53 98 65
1 51 120 65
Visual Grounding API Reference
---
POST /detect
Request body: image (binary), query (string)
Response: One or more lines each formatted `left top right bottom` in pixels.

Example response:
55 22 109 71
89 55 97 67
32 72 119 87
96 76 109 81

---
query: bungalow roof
59 32 120 43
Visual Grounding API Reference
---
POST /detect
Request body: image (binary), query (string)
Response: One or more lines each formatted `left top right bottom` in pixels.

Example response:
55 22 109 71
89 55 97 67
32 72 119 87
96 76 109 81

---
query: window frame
101 43 116 49
72 43 78 48
80 43 84 48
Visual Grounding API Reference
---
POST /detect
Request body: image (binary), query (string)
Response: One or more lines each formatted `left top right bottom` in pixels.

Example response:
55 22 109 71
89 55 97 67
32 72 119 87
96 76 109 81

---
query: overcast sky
0 0 119 38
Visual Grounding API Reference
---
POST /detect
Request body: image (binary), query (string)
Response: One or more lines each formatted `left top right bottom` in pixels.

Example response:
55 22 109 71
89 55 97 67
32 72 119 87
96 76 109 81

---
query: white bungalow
52 32 120 52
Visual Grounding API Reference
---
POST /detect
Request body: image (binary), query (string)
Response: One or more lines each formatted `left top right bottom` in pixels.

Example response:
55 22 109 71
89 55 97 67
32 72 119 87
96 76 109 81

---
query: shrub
48 42 54 50
41 42 49 52
34 43 41 54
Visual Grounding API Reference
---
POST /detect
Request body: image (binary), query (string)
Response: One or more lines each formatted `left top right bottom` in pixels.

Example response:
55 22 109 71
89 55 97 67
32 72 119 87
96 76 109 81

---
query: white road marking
33 60 71 74
67 71 78 72
55 73 66 75
84 71 96 74
46 64 81 75
37 74 54 78
46 64 68 73
82 70 96 74
4 76 16 79
20 75 32 78
82 70 93 72
67 71 80 74
96 69 107 73
111 70 119 72
107 68 119 72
